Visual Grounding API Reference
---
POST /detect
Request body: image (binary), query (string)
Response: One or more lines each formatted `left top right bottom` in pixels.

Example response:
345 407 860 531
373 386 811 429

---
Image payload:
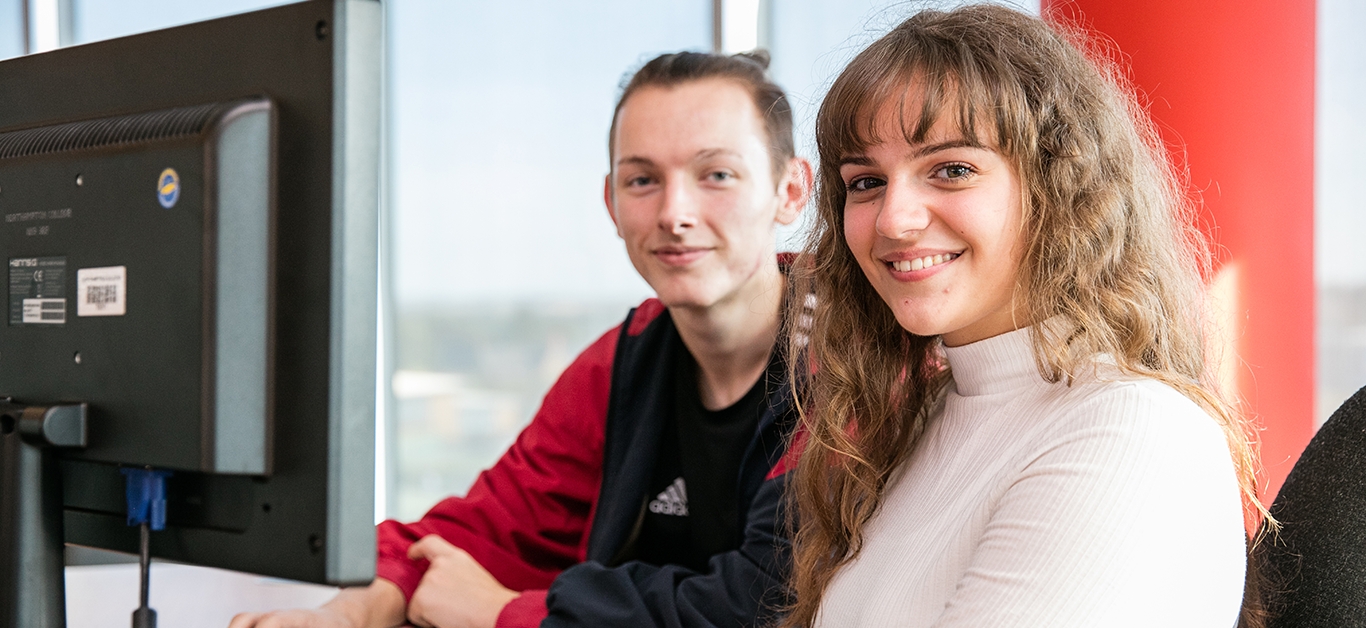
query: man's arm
226 579 405 628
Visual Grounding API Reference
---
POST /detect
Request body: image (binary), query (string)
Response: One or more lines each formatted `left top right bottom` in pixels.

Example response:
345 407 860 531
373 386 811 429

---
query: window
1315 0 1366 425
0 0 21 59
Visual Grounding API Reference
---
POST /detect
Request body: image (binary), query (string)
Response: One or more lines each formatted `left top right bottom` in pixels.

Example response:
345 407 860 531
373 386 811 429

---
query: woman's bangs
896 70 993 149
820 53 998 165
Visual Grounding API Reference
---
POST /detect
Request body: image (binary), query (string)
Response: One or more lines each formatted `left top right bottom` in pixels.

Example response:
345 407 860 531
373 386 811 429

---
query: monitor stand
0 401 88 628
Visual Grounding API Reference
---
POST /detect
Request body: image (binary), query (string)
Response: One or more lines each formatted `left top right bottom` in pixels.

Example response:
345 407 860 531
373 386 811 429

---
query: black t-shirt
628 348 771 573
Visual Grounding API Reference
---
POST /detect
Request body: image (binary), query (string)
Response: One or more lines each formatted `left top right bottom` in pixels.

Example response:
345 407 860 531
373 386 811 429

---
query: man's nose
658 178 699 234
875 180 931 239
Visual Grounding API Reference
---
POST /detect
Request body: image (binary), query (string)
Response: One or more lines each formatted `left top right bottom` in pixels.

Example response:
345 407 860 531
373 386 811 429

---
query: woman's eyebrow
837 155 874 168
838 139 987 169
913 139 986 158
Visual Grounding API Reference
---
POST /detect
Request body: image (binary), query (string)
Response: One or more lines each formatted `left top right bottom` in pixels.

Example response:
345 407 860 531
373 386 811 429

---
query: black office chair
1254 385 1366 627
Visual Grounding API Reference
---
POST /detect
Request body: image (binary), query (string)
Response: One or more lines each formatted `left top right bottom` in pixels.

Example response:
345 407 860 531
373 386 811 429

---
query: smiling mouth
889 252 960 272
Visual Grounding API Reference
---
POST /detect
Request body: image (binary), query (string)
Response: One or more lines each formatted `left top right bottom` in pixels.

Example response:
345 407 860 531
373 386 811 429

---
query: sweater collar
942 325 1042 397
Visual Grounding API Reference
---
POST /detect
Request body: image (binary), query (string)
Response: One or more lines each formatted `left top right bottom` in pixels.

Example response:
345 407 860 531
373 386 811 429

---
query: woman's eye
846 176 885 193
933 164 975 180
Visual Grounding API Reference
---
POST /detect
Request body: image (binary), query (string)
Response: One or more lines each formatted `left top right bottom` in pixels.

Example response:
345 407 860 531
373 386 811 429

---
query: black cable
131 489 156 628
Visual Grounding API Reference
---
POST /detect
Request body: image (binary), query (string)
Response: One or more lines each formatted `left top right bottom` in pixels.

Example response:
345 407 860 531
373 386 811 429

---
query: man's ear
774 157 813 226
603 173 622 235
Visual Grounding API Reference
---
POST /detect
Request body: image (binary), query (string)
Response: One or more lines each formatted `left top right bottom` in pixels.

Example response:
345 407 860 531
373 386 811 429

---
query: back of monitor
0 0 381 586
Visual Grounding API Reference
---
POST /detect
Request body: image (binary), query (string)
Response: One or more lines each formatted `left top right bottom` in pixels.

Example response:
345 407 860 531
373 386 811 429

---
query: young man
231 50 812 628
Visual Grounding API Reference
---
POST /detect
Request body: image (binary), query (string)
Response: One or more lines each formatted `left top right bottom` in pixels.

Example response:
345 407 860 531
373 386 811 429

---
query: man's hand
226 607 355 628
405 535 519 628
227 579 406 628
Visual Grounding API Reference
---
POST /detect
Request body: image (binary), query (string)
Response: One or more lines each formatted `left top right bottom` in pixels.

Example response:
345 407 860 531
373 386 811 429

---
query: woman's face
839 101 1025 347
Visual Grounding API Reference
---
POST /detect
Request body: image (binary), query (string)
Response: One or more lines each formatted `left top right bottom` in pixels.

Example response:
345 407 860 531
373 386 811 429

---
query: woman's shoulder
1031 370 1229 458
1003 373 1242 536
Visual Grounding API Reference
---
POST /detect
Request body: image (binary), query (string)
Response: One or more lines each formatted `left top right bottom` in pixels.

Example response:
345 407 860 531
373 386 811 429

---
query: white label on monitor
76 266 126 317
22 298 66 323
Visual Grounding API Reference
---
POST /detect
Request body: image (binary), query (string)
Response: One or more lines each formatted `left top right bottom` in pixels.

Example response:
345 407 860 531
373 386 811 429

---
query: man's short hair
609 50 796 182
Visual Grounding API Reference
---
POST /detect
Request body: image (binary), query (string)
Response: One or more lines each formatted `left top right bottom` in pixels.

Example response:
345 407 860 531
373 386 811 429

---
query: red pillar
1042 0 1316 501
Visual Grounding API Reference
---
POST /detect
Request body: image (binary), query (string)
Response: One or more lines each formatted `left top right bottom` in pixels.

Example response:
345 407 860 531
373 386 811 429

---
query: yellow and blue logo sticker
157 168 180 208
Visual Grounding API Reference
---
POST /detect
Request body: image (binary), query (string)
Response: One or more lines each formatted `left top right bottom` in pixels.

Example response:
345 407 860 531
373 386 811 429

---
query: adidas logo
648 477 689 517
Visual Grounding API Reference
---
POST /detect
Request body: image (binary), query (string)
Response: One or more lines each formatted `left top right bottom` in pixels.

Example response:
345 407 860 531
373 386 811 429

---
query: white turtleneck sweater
814 327 1247 627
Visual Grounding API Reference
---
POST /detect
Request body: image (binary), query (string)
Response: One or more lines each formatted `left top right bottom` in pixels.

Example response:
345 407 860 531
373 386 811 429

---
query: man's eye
846 176 885 193
934 164 975 180
707 171 734 182
625 175 653 187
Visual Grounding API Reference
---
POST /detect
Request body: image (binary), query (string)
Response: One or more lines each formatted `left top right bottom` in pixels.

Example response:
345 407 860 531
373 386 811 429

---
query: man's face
606 79 801 311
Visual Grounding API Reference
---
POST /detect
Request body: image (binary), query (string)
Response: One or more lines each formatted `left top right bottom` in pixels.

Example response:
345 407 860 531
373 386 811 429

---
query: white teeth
891 252 959 273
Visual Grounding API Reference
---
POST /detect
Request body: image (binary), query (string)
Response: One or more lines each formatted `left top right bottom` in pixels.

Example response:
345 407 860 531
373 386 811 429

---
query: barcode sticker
87 285 117 306
76 266 126 317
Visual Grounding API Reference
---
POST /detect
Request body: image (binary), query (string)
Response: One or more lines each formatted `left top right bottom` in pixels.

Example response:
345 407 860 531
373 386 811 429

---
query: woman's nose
874 180 931 239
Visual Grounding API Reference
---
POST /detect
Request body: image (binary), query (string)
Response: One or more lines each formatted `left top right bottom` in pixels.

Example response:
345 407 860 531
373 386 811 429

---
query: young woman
784 5 1265 627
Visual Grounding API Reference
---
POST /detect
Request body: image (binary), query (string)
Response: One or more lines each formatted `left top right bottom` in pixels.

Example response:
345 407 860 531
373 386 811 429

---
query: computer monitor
0 0 380 622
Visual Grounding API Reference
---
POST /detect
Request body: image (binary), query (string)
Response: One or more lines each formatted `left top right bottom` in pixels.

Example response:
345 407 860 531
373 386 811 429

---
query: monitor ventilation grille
0 101 236 161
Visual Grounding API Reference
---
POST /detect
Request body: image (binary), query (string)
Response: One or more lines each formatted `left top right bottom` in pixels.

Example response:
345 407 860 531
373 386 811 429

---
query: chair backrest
1256 385 1366 627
